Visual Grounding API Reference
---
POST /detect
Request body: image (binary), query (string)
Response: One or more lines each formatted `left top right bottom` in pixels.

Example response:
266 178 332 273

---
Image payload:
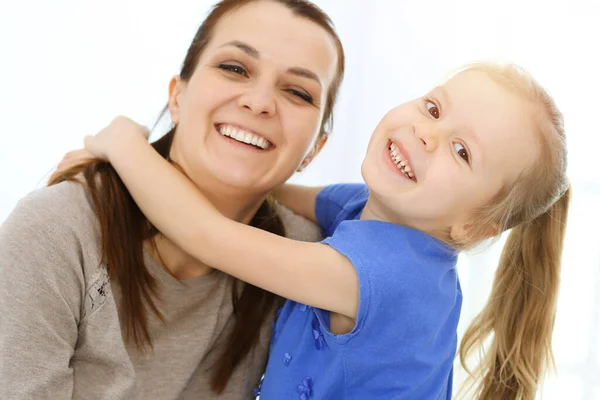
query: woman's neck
148 172 269 281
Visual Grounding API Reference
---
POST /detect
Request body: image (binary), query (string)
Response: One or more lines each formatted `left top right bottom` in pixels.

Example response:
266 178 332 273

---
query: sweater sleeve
0 184 87 399
274 202 323 243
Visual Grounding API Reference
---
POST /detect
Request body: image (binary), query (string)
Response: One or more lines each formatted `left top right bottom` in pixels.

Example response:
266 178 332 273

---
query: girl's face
168 1 338 197
362 70 541 241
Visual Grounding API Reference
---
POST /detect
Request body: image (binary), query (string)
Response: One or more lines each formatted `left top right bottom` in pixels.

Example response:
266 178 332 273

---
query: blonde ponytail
448 62 570 399
459 186 570 399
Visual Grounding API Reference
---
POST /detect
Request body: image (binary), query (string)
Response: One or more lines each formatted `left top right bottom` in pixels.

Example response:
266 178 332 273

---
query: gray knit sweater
0 181 322 399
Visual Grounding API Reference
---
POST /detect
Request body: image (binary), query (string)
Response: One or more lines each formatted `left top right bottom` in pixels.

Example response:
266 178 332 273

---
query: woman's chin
189 161 279 197
175 142 298 197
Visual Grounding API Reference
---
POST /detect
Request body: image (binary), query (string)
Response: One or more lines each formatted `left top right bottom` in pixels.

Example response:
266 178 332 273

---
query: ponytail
459 186 571 399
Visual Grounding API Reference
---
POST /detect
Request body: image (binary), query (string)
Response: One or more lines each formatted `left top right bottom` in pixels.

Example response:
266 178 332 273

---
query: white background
1 0 599 398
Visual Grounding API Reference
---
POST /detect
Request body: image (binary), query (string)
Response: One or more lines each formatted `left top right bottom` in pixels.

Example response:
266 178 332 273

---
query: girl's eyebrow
433 86 485 170
432 86 452 108
462 126 484 170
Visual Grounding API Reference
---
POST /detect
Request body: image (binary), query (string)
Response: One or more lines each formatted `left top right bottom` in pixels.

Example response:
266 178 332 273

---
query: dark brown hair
49 0 344 394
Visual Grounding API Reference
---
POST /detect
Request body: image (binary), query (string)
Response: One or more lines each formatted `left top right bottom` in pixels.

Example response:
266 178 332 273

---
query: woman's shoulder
1 179 101 266
274 202 323 243
13 179 97 228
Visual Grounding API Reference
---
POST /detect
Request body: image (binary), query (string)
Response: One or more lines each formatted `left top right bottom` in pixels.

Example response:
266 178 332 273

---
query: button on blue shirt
258 184 462 399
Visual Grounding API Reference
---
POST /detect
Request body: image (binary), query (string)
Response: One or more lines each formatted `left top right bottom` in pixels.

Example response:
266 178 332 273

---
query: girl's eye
218 63 248 76
426 100 440 119
287 89 314 104
454 142 470 163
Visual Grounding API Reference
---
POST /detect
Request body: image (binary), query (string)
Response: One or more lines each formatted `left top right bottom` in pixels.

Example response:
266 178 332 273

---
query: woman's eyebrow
219 40 260 58
219 40 322 88
287 67 322 88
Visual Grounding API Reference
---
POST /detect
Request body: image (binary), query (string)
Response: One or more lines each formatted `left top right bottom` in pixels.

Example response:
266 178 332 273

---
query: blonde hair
453 63 570 399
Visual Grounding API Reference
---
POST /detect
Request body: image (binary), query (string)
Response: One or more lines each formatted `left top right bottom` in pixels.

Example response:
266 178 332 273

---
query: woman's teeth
389 143 416 181
218 124 271 150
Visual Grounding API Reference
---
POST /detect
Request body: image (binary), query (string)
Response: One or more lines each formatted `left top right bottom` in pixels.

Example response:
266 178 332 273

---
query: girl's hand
48 149 96 183
84 116 149 161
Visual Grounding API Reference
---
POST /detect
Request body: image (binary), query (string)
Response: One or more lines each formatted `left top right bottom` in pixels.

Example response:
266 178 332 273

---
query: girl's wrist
110 130 148 162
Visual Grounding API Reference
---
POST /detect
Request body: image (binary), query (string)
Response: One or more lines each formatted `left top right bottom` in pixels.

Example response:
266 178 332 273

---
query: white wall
1 0 599 398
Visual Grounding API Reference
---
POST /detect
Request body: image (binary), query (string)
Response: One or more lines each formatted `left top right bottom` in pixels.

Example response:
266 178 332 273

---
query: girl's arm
87 119 359 318
272 184 324 224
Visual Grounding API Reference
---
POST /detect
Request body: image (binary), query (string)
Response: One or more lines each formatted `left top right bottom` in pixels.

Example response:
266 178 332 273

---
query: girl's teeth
389 143 415 181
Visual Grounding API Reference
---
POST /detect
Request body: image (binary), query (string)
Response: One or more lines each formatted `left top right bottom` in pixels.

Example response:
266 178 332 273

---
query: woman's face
168 1 339 196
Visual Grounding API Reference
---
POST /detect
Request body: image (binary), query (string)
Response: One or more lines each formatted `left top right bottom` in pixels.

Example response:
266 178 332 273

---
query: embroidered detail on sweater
82 266 110 319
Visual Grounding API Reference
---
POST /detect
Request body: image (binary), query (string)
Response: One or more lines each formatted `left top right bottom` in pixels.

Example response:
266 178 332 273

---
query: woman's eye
454 142 470 163
218 63 248 76
287 89 314 104
426 100 440 119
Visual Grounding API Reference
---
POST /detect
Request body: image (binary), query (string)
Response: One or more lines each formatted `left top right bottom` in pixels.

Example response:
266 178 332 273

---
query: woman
0 0 344 398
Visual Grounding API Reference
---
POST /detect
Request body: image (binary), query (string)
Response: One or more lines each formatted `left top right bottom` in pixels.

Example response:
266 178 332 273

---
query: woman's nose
238 81 277 117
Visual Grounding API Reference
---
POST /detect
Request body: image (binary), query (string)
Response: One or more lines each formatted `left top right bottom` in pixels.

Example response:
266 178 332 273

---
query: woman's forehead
206 1 338 83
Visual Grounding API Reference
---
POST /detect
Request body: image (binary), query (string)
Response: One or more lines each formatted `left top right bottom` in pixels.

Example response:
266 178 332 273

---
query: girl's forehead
443 71 540 178
441 71 527 129
442 70 493 92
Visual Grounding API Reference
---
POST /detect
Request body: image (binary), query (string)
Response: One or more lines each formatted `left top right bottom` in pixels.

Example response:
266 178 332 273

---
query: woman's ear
297 134 328 172
168 76 184 125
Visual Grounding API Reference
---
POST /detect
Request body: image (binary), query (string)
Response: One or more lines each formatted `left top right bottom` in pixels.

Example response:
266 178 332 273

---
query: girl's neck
360 195 398 223
148 172 269 281
362 194 454 245
361 193 432 231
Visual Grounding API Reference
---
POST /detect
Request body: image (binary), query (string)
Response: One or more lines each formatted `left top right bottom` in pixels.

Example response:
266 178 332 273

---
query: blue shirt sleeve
314 183 368 237
320 220 461 397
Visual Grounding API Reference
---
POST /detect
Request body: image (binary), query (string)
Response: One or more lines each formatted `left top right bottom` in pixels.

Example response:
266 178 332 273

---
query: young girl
84 63 570 399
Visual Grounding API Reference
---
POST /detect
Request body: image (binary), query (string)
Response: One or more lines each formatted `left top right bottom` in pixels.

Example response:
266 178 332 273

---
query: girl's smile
387 140 417 181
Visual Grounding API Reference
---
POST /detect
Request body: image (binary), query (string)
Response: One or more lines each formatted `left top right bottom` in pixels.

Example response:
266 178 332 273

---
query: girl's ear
450 221 499 244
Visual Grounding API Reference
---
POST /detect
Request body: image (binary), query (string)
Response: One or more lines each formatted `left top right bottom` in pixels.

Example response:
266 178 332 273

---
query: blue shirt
257 184 462 399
